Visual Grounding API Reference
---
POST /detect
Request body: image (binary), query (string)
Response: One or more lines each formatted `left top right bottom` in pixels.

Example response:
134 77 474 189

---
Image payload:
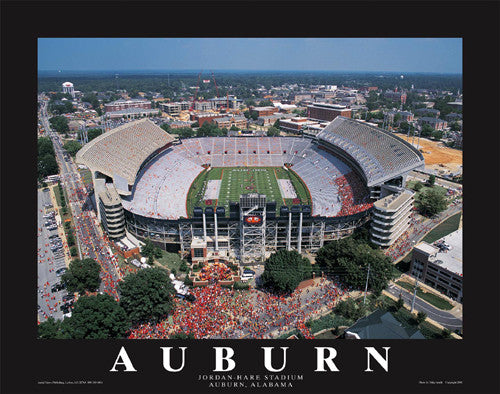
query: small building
384 90 407 104
343 309 425 339
415 108 441 118
105 99 151 113
159 101 190 116
214 115 247 129
191 112 224 127
418 117 448 130
409 229 462 302
252 106 278 117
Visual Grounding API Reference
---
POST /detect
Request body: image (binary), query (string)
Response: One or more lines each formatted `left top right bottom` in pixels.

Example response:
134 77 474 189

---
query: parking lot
37 188 73 322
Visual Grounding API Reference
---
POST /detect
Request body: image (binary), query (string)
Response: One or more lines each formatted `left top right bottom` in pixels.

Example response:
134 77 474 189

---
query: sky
38 38 462 74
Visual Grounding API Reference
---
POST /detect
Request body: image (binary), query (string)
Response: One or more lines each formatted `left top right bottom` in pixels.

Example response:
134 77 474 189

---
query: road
387 283 462 332
39 96 121 302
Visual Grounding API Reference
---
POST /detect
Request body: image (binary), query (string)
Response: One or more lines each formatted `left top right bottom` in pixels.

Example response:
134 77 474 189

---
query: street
39 97 122 306
386 283 462 331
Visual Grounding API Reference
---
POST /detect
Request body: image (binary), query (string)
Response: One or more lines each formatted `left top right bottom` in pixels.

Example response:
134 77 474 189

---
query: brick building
251 106 278 117
191 112 224 127
307 103 352 122
105 99 151 113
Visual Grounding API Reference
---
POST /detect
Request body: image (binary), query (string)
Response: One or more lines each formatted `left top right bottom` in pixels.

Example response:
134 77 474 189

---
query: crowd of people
196 262 234 282
335 172 373 217
128 277 350 340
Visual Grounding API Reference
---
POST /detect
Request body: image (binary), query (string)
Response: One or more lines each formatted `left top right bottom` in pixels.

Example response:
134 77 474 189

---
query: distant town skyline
38 38 462 74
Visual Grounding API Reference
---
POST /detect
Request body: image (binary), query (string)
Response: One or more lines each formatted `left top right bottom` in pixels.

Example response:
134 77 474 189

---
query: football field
186 167 311 216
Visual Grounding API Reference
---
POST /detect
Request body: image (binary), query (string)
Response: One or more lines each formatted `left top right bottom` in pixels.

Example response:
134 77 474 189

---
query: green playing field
186 167 311 217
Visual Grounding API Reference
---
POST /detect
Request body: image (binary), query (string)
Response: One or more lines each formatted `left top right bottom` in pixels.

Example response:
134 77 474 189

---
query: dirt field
399 134 462 174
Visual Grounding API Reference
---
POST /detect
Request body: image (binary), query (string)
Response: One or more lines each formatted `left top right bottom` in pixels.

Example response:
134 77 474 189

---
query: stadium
76 117 424 263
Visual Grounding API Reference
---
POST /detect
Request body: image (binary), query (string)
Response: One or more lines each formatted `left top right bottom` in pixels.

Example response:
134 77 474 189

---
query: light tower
62 81 75 98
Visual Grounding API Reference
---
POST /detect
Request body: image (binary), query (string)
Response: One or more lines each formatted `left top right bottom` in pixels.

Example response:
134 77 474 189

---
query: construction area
400 135 462 175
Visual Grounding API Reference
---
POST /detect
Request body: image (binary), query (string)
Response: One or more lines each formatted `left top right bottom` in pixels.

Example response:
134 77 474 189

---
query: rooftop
374 190 414 211
429 229 463 276
346 309 425 339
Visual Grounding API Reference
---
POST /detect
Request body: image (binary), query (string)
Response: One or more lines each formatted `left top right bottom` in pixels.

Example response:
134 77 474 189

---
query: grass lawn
186 167 311 217
306 312 353 334
422 212 461 243
156 249 185 273
396 280 454 310
79 168 93 188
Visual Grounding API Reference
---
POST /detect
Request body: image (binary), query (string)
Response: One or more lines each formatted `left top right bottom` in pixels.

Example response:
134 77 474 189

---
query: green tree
161 123 171 133
395 295 405 310
416 311 427 325
250 111 259 121
267 126 281 136
427 174 436 187
420 123 434 138
61 258 101 294
63 140 82 157
449 121 461 131
38 154 59 180
66 232 75 247
86 128 104 142
413 181 424 192
49 116 69 133
441 328 452 339
335 298 366 321
315 237 394 295
261 250 312 294
64 294 130 339
431 129 444 141
415 187 448 217
118 267 176 324
230 125 239 131
38 317 63 339
243 110 252 119
245 99 257 107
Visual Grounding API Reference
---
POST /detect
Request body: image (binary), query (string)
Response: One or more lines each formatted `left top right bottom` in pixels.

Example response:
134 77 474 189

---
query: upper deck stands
317 117 424 187
76 119 174 191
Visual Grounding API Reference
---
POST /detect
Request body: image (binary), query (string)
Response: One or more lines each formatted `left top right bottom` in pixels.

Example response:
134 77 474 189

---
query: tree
267 126 281 137
261 250 312 294
415 187 448 217
230 125 239 131
250 111 259 121
38 317 63 339
38 153 59 180
315 237 394 295
86 128 103 142
395 295 405 310
63 140 82 157
335 298 366 321
61 258 101 294
441 328 452 339
245 99 257 107
64 294 130 339
243 110 251 119
449 121 461 131
416 311 427 325
427 174 436 187
259 99 274 107
273 119 281 129
118 267 176 324
413 181 424 192
431 129 444 141
49 116 69 133
420 123 434 138
160 123 171 133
